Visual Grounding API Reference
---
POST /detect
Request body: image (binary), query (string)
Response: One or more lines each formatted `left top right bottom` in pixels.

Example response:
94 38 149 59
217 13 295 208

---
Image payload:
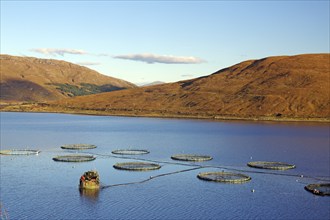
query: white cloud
114 53 205 64
31 48 87 56
76 62 101 66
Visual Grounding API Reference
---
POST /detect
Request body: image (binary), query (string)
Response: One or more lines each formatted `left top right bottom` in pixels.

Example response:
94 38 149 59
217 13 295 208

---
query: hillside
4 54 330 122
0 54 136 102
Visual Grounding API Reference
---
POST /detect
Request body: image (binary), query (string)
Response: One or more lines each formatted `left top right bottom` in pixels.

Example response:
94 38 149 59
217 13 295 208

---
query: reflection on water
79 188 100 201
0 112 329 220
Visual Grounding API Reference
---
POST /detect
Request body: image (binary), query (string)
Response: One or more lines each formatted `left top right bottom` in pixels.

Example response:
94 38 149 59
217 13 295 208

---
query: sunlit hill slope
0 54 136 102
2 54 329 121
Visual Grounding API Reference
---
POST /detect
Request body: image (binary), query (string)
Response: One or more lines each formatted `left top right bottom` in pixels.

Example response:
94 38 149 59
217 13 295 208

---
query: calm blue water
0 112 329 219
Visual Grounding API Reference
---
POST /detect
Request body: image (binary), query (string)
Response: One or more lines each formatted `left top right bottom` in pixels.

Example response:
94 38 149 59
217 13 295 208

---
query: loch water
0 112 329 219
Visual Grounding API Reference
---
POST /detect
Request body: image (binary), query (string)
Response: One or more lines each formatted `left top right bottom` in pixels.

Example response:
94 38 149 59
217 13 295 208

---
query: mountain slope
6 54 330 121
0 55 136 102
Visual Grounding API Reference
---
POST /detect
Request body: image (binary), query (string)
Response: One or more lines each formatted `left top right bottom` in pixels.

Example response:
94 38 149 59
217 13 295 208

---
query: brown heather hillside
0 54 136 102
5 54 330 122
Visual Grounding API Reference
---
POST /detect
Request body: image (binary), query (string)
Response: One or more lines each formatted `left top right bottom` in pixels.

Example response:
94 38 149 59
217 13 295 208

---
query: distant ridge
0 54 136 102
140 81 165 87
2 54 330 122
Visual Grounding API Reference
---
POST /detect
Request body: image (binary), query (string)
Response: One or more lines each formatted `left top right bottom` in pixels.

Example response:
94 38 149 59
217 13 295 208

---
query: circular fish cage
197 171 251 183
0 149 40 155
60 144 97 150
305 183 330 196
171 154 213 162
247 161 295 170
53 155 96 162
113 162 161 171
112 149 150 155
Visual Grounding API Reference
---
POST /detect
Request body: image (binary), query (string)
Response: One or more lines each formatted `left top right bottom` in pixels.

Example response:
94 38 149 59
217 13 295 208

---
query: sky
1 1 329 85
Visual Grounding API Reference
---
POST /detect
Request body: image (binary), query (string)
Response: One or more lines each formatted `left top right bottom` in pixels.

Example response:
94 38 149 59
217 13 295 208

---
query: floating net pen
53 155 96 162
305 183 330 196
197 171 251 183
247 161 295 170
0 149 40 155
60 144 97 150
112 149 150 155
171 154 213 162
113 162 161 171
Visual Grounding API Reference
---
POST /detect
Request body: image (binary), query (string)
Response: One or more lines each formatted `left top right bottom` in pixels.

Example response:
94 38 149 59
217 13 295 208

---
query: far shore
1 103 329 123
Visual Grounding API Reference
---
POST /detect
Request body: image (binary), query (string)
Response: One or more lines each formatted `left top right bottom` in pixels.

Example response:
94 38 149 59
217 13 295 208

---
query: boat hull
79 170 100 190
80 180 100 190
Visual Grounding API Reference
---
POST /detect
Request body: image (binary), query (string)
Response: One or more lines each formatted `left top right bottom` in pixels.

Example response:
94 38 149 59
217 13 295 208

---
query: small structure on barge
79 170 100 190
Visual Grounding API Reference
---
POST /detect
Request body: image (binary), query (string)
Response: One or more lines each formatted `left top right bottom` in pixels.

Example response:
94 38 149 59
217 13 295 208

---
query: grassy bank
1 102 329 123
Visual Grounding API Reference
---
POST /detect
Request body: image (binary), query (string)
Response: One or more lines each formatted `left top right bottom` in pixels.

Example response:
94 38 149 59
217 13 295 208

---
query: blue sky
1 1 329 84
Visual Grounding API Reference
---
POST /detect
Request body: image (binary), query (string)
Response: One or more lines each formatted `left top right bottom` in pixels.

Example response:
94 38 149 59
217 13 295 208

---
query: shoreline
1 104 329 123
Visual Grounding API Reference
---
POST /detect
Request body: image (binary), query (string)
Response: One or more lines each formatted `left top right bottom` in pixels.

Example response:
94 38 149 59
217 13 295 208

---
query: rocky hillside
0 55 136 102
5 54 330 121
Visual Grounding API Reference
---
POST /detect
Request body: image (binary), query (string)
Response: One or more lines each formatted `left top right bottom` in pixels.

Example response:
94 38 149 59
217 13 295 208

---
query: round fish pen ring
113 162 161 171
197 171 251 183
0 149 40 155
247 161 295 170
53 155 96 162
61 144 97 150
305 183 330 196
171 154 213 162
112 149 150 155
